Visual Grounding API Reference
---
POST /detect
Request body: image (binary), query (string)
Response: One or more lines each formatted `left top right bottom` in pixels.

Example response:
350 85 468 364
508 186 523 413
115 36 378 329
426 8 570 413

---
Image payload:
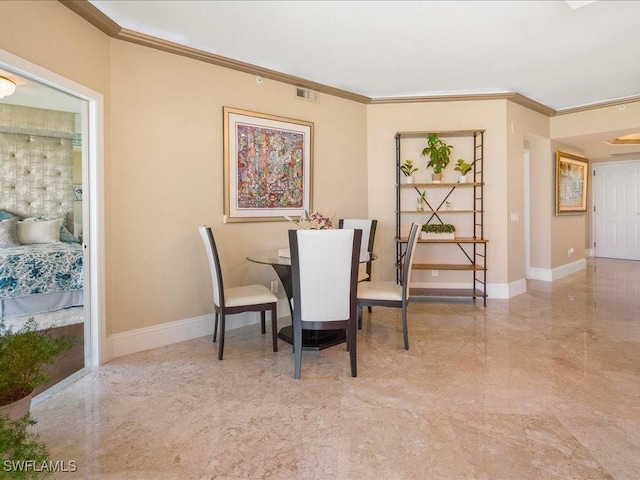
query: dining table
246 248 376 350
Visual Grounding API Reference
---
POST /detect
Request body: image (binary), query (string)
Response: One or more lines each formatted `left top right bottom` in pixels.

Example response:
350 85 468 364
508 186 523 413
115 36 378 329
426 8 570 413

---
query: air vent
296 87 319 103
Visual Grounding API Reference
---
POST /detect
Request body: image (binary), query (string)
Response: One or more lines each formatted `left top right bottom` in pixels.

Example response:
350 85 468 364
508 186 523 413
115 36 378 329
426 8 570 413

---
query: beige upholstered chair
288 228 362 378
199 226 278 360
357 222 420 350
338 219 377 283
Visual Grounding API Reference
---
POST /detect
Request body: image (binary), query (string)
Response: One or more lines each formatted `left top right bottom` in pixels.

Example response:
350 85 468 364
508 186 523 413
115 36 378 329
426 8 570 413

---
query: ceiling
3 0 640 160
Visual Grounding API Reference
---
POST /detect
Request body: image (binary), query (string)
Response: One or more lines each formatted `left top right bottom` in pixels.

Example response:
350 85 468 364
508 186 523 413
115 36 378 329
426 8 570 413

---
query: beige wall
366 100 510 288
108 41 368 334
506 102 549 281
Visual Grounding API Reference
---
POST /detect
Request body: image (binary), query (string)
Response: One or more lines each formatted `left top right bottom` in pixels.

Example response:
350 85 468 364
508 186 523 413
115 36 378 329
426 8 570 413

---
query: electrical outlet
431 270 438 277
270 281 278 293
567 248 575 257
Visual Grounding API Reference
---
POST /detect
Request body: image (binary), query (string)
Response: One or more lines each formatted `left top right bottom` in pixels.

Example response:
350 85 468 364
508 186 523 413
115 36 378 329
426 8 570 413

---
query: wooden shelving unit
395 130 487 305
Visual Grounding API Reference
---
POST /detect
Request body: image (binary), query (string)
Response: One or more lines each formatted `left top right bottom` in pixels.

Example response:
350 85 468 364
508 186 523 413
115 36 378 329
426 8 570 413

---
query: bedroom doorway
0 49 104 395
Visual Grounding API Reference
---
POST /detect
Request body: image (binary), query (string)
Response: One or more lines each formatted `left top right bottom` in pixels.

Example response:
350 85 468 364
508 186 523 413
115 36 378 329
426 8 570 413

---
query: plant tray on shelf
420 232 455 240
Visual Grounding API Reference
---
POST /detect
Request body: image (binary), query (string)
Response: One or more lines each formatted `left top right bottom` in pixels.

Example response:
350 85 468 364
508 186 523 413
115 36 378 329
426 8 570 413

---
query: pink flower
286 210 334 229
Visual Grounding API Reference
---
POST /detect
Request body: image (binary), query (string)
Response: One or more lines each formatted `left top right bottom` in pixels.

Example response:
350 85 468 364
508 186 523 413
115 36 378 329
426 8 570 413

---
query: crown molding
369 92 557 116
554 95 640 116
60 0 629 118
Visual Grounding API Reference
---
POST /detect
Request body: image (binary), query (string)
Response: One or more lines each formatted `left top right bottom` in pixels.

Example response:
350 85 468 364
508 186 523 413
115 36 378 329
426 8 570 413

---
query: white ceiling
3 0 640 161
88 0 640 112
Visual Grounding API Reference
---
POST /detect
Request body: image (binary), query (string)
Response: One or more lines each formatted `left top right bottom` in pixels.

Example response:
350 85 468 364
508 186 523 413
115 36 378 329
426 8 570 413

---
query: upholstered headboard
0 104 75 220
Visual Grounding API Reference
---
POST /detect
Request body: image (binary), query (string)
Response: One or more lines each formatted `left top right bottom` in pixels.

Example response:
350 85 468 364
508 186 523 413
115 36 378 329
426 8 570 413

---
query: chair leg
294 322 302 379
218 314 226 360
213 312 219 343
357 305 363 330
349 320 357 377
402 305 409 350
260 311 266 334
270 304 278 352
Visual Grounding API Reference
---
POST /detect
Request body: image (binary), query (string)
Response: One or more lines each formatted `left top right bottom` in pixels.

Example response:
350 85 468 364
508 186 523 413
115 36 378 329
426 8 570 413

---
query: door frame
0 48 106 366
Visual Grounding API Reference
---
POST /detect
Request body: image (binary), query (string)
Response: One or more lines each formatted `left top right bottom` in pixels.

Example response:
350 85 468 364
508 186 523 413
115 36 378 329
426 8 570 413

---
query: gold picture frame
223 107 314 223
556 151 588 215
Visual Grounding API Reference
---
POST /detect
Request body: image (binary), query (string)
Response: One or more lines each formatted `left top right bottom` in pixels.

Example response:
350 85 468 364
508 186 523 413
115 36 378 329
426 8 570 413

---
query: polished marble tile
32 258 640 479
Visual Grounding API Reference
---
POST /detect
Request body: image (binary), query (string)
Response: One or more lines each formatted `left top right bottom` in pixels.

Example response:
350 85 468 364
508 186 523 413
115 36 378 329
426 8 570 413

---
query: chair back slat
198 225 224 307
339 219 376 263
402 223 420 300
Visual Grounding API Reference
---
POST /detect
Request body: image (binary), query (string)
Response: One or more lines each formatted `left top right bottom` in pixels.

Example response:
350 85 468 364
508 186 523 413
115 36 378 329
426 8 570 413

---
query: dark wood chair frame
288 229 362 379
200 226 278 360
357 222 419 350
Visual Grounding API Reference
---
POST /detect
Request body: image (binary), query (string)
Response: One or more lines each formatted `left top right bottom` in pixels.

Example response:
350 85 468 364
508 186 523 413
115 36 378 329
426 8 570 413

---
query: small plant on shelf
416 191 426 211
453 159 472 183
421 134 453 183
400 159 418 183
421 223 456 239
422 223 455 234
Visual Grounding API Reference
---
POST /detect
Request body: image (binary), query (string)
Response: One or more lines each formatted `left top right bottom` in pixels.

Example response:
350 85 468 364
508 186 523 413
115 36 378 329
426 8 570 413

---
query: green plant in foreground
0 318 75 406
0 413 49 479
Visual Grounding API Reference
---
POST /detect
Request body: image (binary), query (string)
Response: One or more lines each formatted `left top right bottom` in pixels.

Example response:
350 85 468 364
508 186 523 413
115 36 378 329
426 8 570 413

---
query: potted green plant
453 159 473 183
400 159 418 183
421 134 453 183
421 223 456 240
0 413 50 479
0 318 74 420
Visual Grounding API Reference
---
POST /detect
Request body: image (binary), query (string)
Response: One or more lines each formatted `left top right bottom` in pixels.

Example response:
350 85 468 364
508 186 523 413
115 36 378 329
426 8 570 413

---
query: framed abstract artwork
223 107 314 223
556 151 588 215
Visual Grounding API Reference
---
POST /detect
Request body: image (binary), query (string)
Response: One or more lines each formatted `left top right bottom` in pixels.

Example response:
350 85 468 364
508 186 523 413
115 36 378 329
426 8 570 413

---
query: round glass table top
246 249 376 266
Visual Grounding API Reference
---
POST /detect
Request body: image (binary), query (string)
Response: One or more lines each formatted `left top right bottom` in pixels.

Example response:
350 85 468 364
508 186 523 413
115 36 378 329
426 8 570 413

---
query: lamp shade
0 76 16 99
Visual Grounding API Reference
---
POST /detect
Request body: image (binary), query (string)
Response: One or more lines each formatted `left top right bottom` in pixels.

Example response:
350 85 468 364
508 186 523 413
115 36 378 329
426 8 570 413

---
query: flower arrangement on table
285 210 335 230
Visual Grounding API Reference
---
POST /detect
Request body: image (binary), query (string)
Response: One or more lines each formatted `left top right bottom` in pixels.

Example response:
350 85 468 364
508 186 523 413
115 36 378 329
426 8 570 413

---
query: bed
0 107 83 320
0 214 84 318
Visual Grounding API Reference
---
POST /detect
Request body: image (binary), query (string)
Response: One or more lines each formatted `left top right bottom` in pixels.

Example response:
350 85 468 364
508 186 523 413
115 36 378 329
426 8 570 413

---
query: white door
593 161 640 260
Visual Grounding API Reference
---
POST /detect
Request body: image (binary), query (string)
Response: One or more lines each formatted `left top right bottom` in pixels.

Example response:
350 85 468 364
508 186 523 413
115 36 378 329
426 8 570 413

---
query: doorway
593 160 640 260
0 48 104 381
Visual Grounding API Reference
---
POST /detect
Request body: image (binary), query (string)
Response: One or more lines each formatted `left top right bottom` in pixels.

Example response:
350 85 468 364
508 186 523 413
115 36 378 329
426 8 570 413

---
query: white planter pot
0 392 33 420
404 176 414 184
421 232 455 240
458 175 468 183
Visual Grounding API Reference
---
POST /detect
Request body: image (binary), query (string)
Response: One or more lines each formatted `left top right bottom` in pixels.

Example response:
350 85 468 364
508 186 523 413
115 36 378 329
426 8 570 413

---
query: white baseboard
488 279 527 298
530 258 586 282
105 299 291 361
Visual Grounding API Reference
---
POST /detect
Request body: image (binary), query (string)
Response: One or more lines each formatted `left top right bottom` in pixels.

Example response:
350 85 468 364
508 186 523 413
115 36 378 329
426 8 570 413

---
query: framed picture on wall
223 107 314 223
556 151 589 215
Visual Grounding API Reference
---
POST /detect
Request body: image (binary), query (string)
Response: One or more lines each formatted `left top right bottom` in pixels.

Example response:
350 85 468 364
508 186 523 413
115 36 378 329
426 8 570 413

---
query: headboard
0 104 75 220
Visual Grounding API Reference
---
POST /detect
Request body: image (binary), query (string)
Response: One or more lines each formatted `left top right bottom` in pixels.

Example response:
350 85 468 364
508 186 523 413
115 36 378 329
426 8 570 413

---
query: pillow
0 217 20 248
20 214 79 243
0 209 15 222
17 218 63 244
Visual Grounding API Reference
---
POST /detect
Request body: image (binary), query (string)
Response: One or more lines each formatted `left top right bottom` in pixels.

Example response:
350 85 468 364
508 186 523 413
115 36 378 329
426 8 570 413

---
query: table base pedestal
277 326 346 351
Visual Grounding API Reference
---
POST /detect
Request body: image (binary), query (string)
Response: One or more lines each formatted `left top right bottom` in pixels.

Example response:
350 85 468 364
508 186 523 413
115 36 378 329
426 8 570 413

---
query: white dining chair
357 222 420 350
199 225 278 360
338 219 377 283
288 228 362 378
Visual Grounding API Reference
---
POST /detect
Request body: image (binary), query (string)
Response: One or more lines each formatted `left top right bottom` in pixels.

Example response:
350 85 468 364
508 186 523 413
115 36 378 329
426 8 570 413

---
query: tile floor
33 257 640 479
